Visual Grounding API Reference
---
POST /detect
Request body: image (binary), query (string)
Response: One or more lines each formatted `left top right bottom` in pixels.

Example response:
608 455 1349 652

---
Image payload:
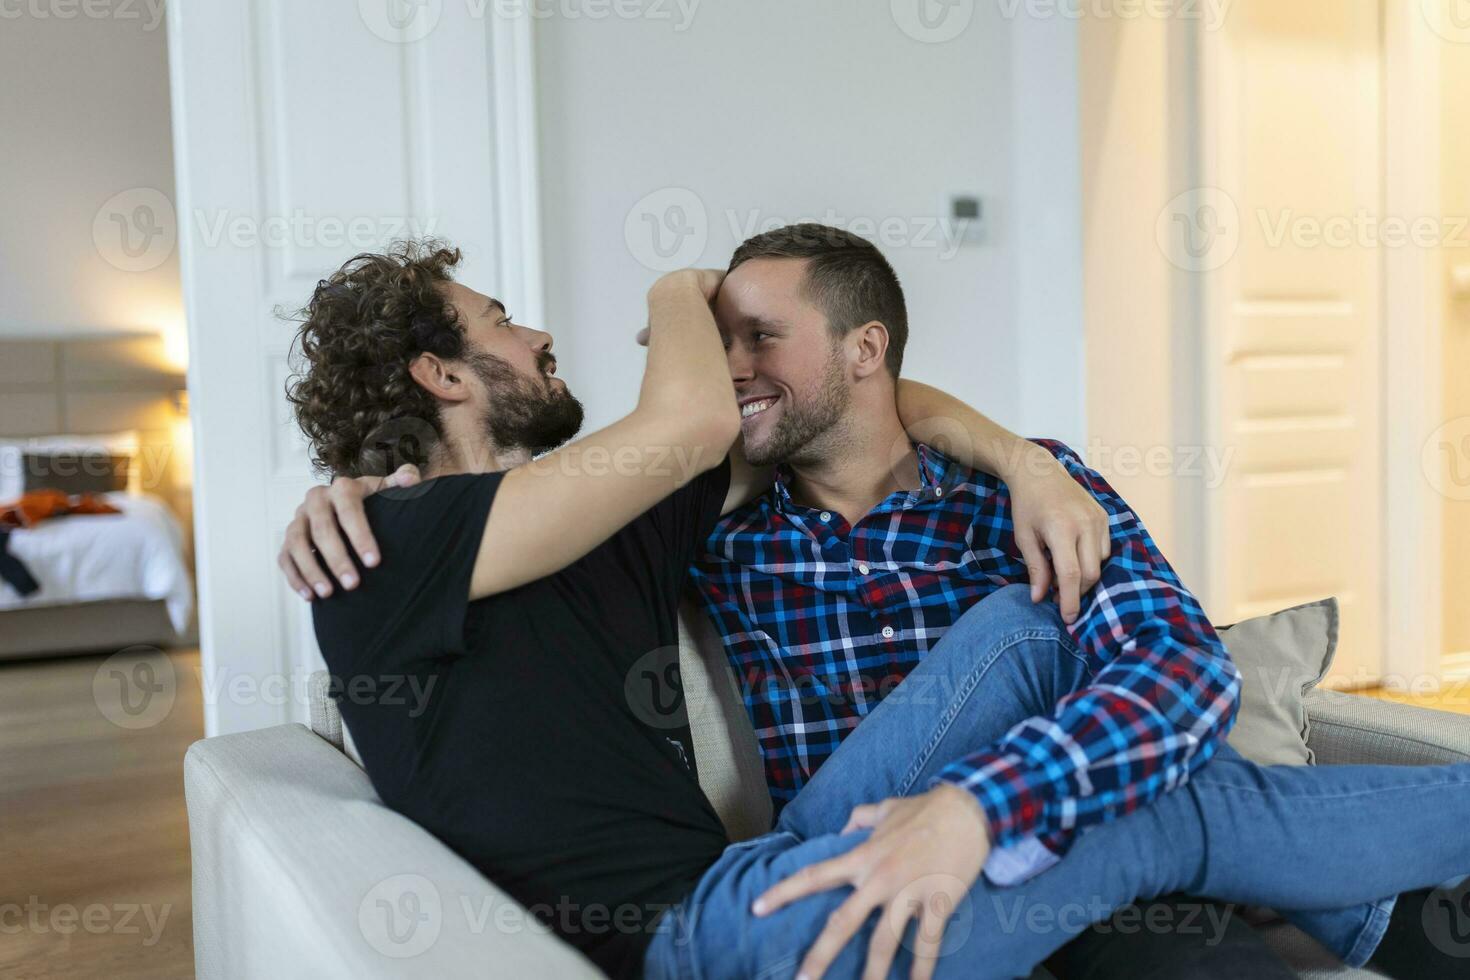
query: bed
0 335 197 661
0 440 195 664
0 490 194 660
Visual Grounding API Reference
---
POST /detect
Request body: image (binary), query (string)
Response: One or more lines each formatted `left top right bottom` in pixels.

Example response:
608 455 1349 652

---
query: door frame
167 3 545 736
1381 0 1443 688
490 15 548 331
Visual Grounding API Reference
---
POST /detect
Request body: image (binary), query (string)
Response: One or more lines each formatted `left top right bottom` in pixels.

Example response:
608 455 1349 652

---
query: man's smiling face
715 257 852 467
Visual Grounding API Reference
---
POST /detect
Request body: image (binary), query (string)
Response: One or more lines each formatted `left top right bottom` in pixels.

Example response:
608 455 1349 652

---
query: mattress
0 491 193 634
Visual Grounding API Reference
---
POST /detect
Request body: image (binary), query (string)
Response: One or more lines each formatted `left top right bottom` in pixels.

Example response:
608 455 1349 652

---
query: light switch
942 193 985 246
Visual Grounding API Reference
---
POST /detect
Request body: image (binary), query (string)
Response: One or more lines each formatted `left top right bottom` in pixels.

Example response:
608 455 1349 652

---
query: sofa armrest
1304 688 1470 766
185 723 603 979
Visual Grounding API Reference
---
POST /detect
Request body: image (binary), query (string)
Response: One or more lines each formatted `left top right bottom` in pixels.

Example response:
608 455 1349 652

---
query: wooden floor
0 647 201 979
1357 681 1470 716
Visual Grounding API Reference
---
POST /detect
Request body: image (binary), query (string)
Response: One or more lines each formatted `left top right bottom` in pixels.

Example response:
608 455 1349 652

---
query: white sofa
185 602 1470 978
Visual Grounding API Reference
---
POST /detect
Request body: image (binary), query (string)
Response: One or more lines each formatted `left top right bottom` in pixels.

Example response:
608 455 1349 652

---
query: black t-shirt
312 460 732 978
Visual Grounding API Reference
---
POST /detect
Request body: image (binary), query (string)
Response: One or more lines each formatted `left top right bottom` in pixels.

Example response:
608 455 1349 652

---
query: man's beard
744 350 851 467
467 350 585 456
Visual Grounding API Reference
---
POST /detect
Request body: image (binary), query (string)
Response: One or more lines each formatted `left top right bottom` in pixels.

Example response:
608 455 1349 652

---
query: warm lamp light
171 388 194 490
171 415 194 491
161 322 190 372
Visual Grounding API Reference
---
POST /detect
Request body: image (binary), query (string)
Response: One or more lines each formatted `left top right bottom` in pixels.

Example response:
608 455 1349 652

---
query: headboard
0 333 190 523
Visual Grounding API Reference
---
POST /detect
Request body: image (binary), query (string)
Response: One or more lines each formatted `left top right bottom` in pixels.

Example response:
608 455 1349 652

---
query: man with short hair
686 223 1463 980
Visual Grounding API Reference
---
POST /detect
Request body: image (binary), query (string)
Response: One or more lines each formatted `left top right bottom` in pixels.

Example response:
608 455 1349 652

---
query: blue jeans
644 585 1470 980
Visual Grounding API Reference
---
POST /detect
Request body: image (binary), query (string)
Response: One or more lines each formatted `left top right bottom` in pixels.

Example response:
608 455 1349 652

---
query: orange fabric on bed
0 489 122 529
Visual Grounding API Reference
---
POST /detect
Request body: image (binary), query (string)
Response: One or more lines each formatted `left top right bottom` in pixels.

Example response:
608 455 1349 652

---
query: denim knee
948 583 1070 644
924 584 1084 708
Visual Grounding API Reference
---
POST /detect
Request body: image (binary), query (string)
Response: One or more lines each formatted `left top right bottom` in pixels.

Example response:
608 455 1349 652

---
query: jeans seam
675 832 801 980
755 951 802 979
896 626 1082 797
1342 895 1397 968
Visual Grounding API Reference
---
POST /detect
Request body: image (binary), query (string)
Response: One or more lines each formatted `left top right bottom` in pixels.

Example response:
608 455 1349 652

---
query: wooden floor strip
0 648 201 979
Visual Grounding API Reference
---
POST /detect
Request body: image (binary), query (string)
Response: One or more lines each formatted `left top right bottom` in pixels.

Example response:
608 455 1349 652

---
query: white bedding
0 491 193 633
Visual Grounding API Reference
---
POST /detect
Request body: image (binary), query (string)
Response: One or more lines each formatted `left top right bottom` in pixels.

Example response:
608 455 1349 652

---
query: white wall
534 2 1086 442
0 6 182 345
1077 15 1191 569
1011 12 1087 450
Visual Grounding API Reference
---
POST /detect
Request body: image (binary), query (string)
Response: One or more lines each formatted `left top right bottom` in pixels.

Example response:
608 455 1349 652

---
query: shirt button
857 563 870 575
819 511 832 523
880 625 895 639
934 487 944 498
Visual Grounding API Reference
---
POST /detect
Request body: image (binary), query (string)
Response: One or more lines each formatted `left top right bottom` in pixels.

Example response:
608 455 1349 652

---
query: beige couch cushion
1220 598 1340 766
678 598 773 841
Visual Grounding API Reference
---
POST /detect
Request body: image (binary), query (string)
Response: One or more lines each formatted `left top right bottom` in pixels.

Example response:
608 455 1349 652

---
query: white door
1196 0 1385 685
167 0 541 735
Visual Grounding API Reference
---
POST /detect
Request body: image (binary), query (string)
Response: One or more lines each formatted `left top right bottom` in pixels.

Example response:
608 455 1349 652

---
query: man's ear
850 320 891 381
408 353 470 402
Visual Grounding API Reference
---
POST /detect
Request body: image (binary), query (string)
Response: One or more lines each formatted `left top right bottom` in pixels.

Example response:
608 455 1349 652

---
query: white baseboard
1443 651 1470 682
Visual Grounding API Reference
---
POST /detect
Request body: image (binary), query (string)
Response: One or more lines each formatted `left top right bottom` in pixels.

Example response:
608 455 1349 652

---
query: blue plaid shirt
689 441 1241 857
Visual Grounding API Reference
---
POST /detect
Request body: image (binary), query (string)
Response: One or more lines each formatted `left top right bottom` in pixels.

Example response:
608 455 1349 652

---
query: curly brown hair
285 240 468 477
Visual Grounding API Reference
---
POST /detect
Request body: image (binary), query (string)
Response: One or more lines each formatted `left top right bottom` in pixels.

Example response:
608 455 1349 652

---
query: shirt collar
914 443 951 489
770 442 955 515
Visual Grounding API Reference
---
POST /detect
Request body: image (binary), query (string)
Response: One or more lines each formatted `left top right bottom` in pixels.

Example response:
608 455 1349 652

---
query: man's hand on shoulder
277 463 422 600
1005 443 1110 624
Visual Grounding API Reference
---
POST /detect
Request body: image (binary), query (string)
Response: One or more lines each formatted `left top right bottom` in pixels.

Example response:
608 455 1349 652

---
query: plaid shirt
689 440 1241 857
